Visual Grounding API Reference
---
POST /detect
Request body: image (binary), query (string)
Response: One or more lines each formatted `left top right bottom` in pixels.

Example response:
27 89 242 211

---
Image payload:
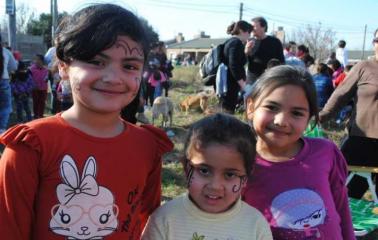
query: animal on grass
179 92 209 114
152 96 174 127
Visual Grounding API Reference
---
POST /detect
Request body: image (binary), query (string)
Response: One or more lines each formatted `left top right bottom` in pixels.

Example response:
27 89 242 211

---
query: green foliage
26 12 67 47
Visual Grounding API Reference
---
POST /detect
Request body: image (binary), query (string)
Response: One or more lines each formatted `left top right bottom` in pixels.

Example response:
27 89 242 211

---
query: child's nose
274 112 289 127
102 66 123 84
206 175 225 190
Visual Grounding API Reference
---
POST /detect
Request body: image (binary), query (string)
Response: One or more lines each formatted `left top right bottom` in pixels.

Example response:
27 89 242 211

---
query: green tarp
349 198 378 235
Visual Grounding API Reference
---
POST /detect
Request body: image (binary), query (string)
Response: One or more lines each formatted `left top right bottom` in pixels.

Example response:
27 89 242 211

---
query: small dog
152 96 174 127
179 93 209 114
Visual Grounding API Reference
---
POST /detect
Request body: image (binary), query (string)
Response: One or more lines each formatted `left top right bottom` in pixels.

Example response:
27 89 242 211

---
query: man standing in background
245 16 284 83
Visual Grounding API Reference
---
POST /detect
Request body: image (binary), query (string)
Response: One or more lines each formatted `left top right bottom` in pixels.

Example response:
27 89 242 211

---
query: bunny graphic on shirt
50 155 119 239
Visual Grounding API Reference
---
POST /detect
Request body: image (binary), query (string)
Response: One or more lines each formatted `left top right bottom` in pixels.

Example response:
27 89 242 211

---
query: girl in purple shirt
243 65 355 240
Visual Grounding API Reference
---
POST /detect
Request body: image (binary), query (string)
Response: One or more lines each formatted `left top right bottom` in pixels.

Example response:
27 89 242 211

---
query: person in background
0 4 173 239
29 54 49 119
320 28 378 200
245 16 284 83
327 59 343 81
312 63 333 109
297 44 314 68
336 40 348 68
142 113 272 240
333 64 353 88
10 61 33 122
0 35 18 134
283 41 305 69
244 65 355 240
219 20 252 114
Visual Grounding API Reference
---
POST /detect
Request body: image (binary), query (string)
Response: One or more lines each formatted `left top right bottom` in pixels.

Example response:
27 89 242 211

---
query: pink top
29 63 49 90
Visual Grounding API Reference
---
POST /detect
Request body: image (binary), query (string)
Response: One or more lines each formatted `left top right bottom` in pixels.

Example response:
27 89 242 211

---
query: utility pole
361 24 367 60
5 0 17 50
51 0 58 46
239 2 243 21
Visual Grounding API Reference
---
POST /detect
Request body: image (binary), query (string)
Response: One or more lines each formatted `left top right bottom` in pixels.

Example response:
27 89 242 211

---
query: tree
16 3 35 34
26 12 67 48
289 23 336 62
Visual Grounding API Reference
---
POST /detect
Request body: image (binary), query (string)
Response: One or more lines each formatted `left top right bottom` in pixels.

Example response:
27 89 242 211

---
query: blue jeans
0 79 12 129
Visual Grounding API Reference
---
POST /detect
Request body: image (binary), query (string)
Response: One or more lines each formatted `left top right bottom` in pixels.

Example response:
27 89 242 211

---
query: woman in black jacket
221 20 253 114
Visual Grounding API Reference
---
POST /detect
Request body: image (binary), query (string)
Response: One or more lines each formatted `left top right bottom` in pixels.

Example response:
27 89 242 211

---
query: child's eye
224 172 238 180
197 167 211 177
264 104 279 111
123 64 140 71
86 59 105 66
292 111 305 117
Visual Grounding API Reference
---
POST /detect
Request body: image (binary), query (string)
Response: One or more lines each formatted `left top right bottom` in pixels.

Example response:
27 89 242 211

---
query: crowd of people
0 2 377 240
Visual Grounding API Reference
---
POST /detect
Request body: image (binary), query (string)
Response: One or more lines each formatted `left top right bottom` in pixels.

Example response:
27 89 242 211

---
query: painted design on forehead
115 39 143 57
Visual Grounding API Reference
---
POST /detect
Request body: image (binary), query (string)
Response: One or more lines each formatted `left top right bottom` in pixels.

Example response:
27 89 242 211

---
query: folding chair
347 166 378 237
346 165 378 204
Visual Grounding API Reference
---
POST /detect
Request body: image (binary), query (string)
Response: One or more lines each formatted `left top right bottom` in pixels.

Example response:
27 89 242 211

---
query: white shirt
336 47 348 67
2 47 18 79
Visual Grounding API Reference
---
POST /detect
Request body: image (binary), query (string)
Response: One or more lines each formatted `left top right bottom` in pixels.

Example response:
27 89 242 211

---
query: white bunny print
50 155 119 239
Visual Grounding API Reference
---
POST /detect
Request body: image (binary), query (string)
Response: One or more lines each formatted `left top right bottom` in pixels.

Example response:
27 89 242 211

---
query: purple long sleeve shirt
243 137 356 240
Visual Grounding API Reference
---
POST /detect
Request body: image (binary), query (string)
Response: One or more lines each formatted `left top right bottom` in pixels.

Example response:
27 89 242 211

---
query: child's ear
246 98 255 120
58 61 69 80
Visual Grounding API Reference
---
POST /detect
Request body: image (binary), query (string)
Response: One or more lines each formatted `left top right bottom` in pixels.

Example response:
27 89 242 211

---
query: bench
346 165 378 204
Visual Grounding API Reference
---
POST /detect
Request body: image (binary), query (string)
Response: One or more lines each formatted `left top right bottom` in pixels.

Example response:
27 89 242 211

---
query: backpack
199 43 225 86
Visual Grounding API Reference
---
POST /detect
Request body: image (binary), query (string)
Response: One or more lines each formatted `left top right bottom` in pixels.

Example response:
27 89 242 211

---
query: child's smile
249 84 310 160
59 35 144 116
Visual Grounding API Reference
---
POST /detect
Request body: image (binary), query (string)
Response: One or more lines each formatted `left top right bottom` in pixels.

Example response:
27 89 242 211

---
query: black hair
182 113 256 178
316 63 329 76
55 3 150 64
375 28 378 37
338 40 346 48
226 20 253 35
14 61 29 82
252 16 268 32
297 44 309 53
328 59 341 71
35 54 45 63
246 65 319 124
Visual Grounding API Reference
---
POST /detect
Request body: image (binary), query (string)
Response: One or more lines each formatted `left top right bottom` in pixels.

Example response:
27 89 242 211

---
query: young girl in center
243 65 355 240
142 113 273 240
0 4 173 240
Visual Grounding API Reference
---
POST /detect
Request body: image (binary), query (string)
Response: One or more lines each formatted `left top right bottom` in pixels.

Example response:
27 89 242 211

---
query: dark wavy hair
55 3 150 63
182 113 256 178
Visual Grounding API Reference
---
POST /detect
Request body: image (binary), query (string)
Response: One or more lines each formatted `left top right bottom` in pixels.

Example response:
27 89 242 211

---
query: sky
1 0 377 50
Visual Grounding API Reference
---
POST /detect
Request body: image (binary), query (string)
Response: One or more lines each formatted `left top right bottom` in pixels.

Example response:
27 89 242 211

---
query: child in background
333 64 353 88
243 65 355 240
29 53 49 118
312 63 333 109
10 61 33 122
0 4 173 240
142 113 272 240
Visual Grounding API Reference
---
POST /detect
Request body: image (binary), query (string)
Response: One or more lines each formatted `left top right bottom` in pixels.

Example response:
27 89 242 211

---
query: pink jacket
29 64 49 90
